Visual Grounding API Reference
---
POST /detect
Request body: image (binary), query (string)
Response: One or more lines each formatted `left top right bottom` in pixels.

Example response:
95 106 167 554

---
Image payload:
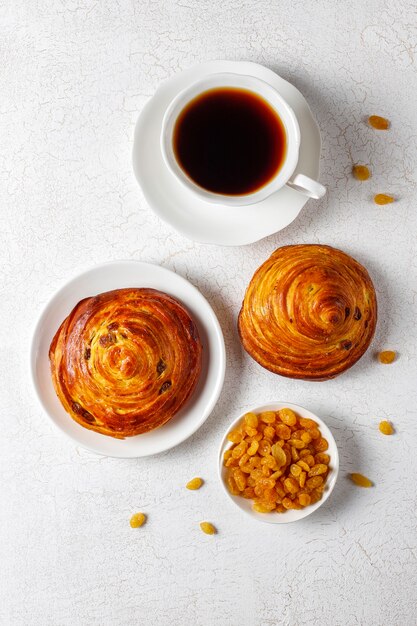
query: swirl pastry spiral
238 245 377 380
49 288 202 437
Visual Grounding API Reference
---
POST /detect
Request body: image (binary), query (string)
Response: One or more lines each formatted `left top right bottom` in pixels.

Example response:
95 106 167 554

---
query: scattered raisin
107 322 119 330
374 193 395 205
130 512 146 528
84 347 91 360
378 350 396 364
186 477 203 490
200 522 216 535
350 473 373 488
379 420 394 435
368 115 390 130
352 165 371 181
353 307 362 320
341 340 352 350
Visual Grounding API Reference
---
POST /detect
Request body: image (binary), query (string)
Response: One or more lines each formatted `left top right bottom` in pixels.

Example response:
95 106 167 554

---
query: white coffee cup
160 73 326 206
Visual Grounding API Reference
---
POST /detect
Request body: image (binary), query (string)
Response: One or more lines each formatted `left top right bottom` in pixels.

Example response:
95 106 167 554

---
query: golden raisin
253 501 275 513
261 455 277 470
315 453 330 465
130 512 146 528
298 493 311 507
290 446 300 462
247 440 259 456
378 350 396 364
223 449 232 462
186 477 203 490
304 454 316 467
306 476 324 490
297 460 310 472
200 522 216 535
368 115 390 130
301 431 312 444
374 193 395 205
271 443 287 467
243 487 255 499
309 490 322 504
261 465 272 477
352 164 371 180
314 437 329 452
260 411 276 424
379 420 394 435
290 463 302 478
258 440 271 456
308 464 328 477
232 440 248 458
245 426 258 437
350 473 373 488
244 412 258 428
233 468 247 491
264 425 276 440
288 439 305 449
299 417 317 430
278 408 297 426
227 474 240 495
227 429 242 444
282 497 301 510
284 477 299 494
238 453 249 467
299 471 307 488
276 423 291 439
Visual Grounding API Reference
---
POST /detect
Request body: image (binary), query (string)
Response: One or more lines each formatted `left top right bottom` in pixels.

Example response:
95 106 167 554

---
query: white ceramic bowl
218 402 339 524
30 260 225 458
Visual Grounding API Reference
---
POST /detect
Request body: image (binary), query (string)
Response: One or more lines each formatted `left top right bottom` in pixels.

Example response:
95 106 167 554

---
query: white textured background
1 1 417 624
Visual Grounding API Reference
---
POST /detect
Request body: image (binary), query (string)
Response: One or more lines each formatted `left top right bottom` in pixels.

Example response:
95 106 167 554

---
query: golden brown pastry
238 244 377 380
49 288 202 438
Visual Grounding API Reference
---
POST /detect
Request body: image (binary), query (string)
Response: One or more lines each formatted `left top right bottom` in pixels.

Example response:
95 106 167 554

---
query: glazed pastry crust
238 245 377 380
49 288 202 437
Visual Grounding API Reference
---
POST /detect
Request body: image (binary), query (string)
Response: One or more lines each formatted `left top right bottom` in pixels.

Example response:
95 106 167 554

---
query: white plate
132 60 322 246
30 261 225 457
218 402 339 524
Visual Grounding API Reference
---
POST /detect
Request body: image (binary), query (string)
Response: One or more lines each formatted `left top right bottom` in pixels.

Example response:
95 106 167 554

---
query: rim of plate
218 402 339 524
30 260 226 458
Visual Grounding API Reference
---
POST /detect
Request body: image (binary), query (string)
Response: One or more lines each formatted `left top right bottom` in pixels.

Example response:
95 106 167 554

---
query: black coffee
173 87 286 196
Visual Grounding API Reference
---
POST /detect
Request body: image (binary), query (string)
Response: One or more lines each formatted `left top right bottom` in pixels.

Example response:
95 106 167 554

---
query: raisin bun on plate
49 288 202 438
238 244 377 381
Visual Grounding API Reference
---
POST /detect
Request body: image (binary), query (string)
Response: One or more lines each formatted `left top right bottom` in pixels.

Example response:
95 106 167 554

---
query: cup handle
286 174 326 199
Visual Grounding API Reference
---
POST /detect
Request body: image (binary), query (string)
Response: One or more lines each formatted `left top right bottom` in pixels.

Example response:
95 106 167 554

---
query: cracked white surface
1 1 417 624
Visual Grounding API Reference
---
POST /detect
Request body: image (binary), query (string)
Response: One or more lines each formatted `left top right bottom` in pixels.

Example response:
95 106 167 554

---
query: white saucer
30 261 226 458
132 61 322 246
